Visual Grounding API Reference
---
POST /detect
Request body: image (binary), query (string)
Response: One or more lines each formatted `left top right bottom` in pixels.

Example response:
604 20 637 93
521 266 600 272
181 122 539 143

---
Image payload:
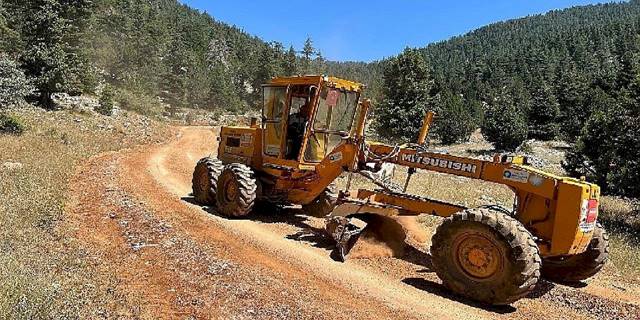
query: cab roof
267 75 364 93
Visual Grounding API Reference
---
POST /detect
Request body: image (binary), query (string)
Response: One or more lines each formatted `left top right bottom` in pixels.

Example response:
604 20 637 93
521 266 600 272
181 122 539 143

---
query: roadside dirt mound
349 215 407 259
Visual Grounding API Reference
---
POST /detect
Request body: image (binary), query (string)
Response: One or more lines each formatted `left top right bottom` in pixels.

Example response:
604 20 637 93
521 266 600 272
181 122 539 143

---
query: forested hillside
373 0 640 197
0 0 332 113
422 0 640 139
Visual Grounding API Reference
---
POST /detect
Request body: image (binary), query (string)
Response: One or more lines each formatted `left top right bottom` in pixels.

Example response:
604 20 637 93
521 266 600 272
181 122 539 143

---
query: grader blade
325 197 409 261
325 216 362 262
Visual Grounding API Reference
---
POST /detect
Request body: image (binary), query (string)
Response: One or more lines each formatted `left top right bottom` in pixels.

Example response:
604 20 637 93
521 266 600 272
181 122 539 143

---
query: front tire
541 223 609 283
216 163 257 217
192 157 223 205
430 208 541 305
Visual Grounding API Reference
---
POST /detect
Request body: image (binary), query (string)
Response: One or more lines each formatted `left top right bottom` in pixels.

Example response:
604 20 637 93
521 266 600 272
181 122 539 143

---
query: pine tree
313 51 326 75
0 54 33 107
163 40 190 109
619 50 638 89
284 45 298 76
6 0 93 108
555 60 589 139
0 1 20 53
564 95 640 197
253 42 284 105
433 90 477 144
96 85 115 116
302 37 315 74
375 48 434 142
528 82 560 140
208 64 242 112
482 87 529 151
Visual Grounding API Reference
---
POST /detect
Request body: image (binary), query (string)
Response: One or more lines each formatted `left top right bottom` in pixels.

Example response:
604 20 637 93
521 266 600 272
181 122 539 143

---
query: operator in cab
287 100 310 159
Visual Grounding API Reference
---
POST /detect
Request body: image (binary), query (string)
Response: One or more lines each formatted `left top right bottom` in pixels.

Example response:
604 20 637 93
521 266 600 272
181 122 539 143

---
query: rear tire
192 157 223 205
216 163 257 217
302 184 338 217
430 208 541 305
541 223 609 283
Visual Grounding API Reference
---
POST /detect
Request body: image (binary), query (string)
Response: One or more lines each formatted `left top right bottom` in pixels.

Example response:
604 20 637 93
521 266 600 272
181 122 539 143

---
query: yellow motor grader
192 75 608 305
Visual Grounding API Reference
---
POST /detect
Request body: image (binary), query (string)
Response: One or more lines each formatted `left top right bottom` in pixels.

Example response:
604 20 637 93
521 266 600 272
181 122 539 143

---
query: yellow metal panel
326 76 364 92
551 180 594 255
356 190 466 217
481 163 557 200
367 143 484 179
268 75 323 87
287 143 358 204
218 127 258 166
267 76 364 93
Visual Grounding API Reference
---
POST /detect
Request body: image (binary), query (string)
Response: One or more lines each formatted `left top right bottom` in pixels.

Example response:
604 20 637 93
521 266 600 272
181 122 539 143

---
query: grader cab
192 75 608 305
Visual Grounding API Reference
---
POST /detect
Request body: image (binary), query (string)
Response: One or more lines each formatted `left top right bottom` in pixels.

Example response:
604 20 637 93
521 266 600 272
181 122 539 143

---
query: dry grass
599 197 640 236
0 107 170 318
598 197 640 279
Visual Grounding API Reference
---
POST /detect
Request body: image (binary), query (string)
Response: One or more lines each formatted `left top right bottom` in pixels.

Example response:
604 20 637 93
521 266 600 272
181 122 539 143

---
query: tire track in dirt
66 126 640 319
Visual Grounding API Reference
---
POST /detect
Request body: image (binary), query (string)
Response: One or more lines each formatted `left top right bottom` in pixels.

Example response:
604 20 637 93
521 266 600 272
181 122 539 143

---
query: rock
111 105 122 116
480 195 492 201
52 93 101 114
2 162 24 171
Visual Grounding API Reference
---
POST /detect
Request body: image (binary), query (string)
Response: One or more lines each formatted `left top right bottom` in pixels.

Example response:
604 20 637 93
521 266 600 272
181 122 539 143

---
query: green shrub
0 113 25 135
433 91 479 145
116 90 164 117
564 98 640 198
0 55 33 108
482 94 528 151
96 85 115 116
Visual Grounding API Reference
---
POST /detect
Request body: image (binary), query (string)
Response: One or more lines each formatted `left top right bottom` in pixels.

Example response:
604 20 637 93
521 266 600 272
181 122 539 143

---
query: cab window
262 86 287 157
304 87 359 162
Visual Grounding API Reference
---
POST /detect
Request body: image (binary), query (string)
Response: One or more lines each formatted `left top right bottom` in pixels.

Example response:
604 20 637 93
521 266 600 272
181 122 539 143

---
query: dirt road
66 126 640 319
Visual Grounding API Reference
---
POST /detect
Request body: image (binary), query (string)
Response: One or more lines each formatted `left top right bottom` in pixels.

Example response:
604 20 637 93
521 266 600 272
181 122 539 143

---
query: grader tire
302 183 338 218
541 223 609 283
216 163 257 217
192 157 223 205
430 208 541 305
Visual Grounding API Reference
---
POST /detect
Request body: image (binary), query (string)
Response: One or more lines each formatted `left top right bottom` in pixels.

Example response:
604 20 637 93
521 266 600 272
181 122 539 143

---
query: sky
181 0 620 62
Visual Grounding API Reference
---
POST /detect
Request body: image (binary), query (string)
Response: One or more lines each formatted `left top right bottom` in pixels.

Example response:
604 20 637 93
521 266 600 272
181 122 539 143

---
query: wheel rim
223 178 238 203
453 231 504 280
196 167 209 192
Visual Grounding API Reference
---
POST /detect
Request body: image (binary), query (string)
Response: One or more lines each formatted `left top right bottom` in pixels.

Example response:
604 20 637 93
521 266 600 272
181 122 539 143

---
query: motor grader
192 75 609 305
